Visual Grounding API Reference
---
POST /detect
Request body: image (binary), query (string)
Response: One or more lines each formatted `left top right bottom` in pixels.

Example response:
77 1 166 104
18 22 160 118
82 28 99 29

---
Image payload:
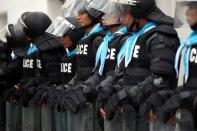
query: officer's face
61 35 73 48
186 7 197 26
77 12 92 28
121 12 134 29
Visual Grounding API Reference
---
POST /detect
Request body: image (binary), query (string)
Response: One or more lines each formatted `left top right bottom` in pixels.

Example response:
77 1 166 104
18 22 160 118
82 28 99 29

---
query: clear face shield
11 16 28 38
46 16 76 37
102 0 131 26
87 0 108 13
174 1 197 28
61 0 89 17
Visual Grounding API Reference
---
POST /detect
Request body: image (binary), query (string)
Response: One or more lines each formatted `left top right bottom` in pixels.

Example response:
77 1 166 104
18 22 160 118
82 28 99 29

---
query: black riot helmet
112 0 174 30
21 12 52 39
46 16 84 43
128 0 156 19
85 7 104 23
64 17 85 43
6 24 28 48
78 0 107 24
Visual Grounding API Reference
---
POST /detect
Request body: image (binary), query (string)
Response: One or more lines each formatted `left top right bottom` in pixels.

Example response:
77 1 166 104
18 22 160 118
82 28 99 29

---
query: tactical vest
19 45 38 87
185 44 197 88
60 54 76 84
96 33 130 77
34 33 65 85
75 31 106 83
119 24 179 87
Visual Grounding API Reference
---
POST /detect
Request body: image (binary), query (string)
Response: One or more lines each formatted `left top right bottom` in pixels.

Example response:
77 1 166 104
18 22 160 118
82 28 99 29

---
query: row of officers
0 0 197 130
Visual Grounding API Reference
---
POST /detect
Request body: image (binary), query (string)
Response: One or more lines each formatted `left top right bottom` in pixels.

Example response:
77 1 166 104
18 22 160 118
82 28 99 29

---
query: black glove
4 85 23 102
157 90 197 123
61 88 82 113
61 82 96 113
85 72 103 88
71 84 97 103
47 85 68 110
19 78 39 106
28 84 55 107
103 89 130 121
19 86 37 107
139 90 174 117
96 91 111 114
126 75 169 105
61 85 88 113
96 76 116 113
40 84 72 106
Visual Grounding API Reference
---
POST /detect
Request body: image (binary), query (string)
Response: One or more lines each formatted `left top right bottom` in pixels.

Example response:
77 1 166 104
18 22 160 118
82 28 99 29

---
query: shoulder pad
34 33 63 51
154 25 177 36
158 15 174 26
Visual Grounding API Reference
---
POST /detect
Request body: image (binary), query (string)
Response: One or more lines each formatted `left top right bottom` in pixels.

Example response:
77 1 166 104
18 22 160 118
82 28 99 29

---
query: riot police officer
60 0 108 113
64 0 131 113
14 12 65 106
39 16 85 109
149 2 197 131
97 0 180 131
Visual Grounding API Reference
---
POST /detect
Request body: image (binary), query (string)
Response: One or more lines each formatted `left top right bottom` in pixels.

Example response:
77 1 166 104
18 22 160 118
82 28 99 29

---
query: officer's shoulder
35 33 63 51
147 25 179 49
154 24 178 36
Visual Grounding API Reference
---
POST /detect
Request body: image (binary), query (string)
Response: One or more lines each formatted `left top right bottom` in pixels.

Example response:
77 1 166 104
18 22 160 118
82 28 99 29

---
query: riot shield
6 102 22 131
67 103 94 131
104 105 136 131
175 109 195 131
54 110 68 131
41 106 55 131
22 107 41 131
149 116 175 131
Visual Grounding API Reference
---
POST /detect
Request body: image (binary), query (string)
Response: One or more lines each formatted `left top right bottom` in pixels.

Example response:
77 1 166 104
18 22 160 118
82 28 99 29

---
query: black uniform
88 32 130 96
185 44 197 88
38 49 77 109
17 44 37 90
27 33 65 106
157 44 197 124
74 31 106 85
60 50 76 84
101 22 180 122
119 25 179 89
7 43 39 106
34 33 65 86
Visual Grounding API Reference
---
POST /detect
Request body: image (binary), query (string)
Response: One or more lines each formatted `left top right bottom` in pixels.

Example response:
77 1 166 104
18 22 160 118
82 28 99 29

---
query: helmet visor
46 16 76 37
102 1 131 26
